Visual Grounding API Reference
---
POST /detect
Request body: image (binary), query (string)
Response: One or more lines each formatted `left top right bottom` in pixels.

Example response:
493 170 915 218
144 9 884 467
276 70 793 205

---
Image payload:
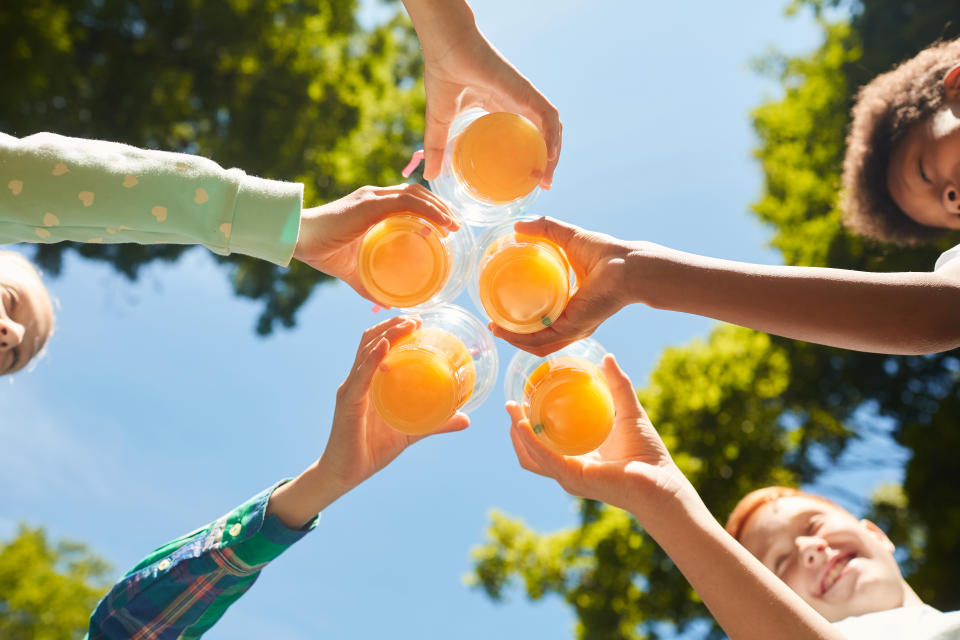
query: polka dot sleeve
0 132 302 266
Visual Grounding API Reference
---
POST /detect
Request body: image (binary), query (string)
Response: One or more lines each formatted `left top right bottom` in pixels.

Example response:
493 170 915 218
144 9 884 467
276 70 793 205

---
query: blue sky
0 1 907 638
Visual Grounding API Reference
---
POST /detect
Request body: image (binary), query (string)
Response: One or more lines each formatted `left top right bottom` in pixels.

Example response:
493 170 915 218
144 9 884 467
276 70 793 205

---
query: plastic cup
371 305 498 434
429 109 546 226
357 212 475 310
470 217 573 334
504 338 615 456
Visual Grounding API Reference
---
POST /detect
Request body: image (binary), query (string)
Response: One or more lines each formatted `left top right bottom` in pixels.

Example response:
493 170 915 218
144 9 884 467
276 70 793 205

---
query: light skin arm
507 355 845 640
267 315 469 528
491 216 960 356
400 0 561 186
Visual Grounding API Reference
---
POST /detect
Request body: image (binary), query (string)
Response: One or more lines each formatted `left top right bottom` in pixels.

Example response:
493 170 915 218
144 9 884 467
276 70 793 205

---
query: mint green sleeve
0 132 302 266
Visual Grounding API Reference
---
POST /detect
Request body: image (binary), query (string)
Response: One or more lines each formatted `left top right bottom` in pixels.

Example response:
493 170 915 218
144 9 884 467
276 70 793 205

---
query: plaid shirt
87 481 317 639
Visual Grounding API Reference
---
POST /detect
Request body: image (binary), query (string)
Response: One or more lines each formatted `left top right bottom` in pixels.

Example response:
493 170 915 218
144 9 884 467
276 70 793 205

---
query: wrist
267 459 352 529
624 241 675 309
625 471 708 538
405 0 480 59
292 207 319 263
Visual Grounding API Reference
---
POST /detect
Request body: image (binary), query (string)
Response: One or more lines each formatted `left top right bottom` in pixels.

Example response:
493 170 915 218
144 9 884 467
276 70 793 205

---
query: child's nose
942 183 960 214
800 538 827 568
0 318 25 351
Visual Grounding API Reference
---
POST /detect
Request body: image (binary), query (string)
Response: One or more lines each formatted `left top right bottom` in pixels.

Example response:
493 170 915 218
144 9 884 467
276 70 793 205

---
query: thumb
423 99 456 181
513 216 580 250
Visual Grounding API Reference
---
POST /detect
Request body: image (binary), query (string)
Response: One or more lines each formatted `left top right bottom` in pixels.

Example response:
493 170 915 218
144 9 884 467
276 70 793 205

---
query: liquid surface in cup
524 356 615 456
358 215 451 308
479 234 570 334
371 328 476 435
453 112 547 203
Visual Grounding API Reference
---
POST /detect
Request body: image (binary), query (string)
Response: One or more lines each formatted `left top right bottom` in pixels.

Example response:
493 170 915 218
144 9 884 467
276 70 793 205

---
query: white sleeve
934 243 960 271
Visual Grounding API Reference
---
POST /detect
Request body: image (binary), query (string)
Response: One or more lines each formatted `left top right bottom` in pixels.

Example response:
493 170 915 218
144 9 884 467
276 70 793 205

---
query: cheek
781 568 814 601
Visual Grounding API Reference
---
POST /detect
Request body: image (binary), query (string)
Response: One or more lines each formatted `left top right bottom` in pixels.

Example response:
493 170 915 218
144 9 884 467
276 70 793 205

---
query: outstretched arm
87 316 468 638
627 242 960 355
400 0 561 186
492 216 960 356
507 355 845 640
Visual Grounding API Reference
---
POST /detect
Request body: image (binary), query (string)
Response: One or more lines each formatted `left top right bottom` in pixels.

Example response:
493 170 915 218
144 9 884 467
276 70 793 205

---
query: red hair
725 487 845 542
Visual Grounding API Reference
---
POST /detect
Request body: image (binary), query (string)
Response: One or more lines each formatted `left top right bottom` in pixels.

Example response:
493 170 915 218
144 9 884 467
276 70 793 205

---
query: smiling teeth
824 556 850 591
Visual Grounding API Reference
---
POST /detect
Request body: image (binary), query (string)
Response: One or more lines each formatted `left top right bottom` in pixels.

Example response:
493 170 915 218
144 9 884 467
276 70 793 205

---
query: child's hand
268 316 469 528
317 315 469 494
421 32 561 188
507 354 692 517
294 184 458 302
490 217 632 357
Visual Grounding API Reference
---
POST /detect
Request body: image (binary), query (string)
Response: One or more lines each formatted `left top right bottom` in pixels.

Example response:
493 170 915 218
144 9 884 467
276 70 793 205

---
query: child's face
887 106 960 230
0 251 54 375
739 496 906 622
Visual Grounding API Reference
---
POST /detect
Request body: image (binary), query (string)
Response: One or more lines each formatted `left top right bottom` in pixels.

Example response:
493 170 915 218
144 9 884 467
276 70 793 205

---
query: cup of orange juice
357 212 474 310
429 109 547 226
470 217 574 334
504 338 615 456
371 305 498 435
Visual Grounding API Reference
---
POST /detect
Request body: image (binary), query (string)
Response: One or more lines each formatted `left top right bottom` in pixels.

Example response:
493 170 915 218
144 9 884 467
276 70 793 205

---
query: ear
944 64 960 116
860 518 896 554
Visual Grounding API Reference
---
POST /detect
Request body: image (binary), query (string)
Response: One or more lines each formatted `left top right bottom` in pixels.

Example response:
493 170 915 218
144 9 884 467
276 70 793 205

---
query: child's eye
919 157 932 184
774 554 789 575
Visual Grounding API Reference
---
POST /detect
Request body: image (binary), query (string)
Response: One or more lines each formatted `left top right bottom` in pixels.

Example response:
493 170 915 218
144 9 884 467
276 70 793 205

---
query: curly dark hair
842 38 960 246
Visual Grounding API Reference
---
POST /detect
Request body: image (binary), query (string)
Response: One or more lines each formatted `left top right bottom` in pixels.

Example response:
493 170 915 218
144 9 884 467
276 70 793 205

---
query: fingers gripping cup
357 213 475 310
471 218 573 334
505 338 615 456
371 305 498 435
429 109 547 226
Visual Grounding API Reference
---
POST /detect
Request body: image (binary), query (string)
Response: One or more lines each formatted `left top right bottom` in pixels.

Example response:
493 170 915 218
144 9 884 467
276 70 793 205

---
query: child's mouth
819 552 856 596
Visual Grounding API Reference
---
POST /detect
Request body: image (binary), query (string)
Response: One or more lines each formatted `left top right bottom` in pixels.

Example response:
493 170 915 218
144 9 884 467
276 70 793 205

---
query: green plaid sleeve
0 131 302 266
86 481 318 640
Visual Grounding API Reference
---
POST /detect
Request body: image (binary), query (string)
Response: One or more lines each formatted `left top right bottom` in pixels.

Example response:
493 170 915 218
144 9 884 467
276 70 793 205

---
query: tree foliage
0 525 111 640
470 2 960 637
0 0 424 334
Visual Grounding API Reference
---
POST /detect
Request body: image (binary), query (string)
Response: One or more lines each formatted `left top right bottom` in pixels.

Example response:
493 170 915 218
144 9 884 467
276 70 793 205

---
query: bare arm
508 355 845 640
492 217 960 356
630 242 960 355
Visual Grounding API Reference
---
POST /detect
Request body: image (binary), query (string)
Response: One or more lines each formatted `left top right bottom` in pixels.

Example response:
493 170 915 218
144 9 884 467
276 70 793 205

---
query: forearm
0 131 302 265
265 458 352 529
401 0 479 56
627 243 960 354
88 482 316 638
636 494 843 640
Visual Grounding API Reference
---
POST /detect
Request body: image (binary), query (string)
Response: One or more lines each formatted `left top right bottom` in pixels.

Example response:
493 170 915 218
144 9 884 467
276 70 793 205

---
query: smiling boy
728 487 960 638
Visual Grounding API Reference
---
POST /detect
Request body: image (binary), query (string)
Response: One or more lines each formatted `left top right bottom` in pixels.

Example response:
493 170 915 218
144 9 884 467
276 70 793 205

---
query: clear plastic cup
504 338 615 456
429 109 546 226
357 212 475 311
371 304 498 435
469 217 574 334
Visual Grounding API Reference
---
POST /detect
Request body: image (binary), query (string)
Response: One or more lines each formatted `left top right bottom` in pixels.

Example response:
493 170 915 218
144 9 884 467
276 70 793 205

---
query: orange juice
524 356 615 456
478 233 571 333
371 328 476 435
358 214 451 308
453 112 547 203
